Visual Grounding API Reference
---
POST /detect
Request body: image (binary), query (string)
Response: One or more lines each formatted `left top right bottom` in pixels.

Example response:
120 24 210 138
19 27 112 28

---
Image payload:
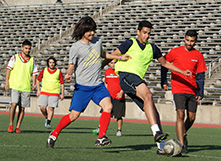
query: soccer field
0 114 221 161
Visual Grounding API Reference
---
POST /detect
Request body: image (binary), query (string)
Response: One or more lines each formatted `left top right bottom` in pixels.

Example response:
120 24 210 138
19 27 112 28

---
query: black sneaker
182 145 188 154
95 136 112 146
46 133 57 148
157 149 166 155
154 131 168 143
183 133 188 152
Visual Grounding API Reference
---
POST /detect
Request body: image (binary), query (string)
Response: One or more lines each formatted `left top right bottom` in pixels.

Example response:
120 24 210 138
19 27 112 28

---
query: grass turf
0 114 221 161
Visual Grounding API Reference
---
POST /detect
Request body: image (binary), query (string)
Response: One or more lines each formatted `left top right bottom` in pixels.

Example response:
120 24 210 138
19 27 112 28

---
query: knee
177 110 185 120
102 103 112 113
188 114 196 122
143 92 153 103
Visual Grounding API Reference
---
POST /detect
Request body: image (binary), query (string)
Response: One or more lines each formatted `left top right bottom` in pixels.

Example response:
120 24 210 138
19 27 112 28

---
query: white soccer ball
164 139 182 157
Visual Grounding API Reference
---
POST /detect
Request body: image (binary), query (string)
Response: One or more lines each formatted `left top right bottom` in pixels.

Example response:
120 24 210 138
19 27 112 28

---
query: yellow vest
41 68 61 94
9 54 34 92
115 38 153 79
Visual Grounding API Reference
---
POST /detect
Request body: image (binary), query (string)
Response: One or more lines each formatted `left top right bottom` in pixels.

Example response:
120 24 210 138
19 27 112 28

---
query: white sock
151 124 160 136
157 140 165 150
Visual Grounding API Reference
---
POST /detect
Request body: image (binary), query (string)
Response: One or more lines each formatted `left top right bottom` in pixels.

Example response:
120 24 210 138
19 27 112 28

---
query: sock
51 114 71 138
157 140 165 150
98 112 111 138
47 120 51 125
151 124 160 136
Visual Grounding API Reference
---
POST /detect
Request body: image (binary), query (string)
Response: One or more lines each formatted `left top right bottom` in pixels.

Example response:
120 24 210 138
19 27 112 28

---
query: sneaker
183 133 188 152
46 132 57 148
116 130 122 136
15 128 21 133
7 125 13 133
157 149 166 155
95 136 112 146
92 128 100 135
45 124 51 129
154 131 168 143
182 145 188 154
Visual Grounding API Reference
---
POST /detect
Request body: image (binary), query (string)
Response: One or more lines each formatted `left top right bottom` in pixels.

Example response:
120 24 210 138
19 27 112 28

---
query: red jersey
164 46 207 95
104 68 125 100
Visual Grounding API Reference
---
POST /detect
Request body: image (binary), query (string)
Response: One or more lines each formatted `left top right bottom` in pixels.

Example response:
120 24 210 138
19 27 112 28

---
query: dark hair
72 16 97 40
185 30 198 38
47 56 57 67
22 40 32 46
137 20 153 31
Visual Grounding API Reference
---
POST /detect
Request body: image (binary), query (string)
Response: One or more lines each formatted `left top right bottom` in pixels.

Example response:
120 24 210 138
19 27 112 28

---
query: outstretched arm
158 56 192 78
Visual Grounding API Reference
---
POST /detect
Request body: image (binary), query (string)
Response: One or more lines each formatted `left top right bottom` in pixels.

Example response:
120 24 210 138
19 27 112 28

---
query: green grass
0 114 221 161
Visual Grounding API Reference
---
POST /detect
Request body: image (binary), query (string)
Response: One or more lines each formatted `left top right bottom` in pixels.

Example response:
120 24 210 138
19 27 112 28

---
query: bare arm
32 74 36 90
5 69 10 91
60 84 64 101
36 79 41 96
65 64 75 82
158 56 192 77
101 49 131 68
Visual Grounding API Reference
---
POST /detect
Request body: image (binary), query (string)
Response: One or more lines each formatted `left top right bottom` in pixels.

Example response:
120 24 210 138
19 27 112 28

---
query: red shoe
7 125 13 133
15 128 21 133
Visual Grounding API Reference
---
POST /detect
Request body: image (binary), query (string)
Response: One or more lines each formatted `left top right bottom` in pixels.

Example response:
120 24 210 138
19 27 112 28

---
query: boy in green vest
5 40 38 133
36 56 64 129
102 20 192 154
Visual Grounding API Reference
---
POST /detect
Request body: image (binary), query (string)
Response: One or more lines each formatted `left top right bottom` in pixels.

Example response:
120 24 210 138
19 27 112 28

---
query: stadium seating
0 0 220 105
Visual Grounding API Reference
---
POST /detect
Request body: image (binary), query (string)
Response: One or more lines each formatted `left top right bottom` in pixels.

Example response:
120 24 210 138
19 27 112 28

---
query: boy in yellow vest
36 56 64 129
5 40 38 133
102 20 192 154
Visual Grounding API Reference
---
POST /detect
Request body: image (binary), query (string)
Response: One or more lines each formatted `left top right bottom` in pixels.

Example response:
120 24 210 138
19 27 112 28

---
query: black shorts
173 93 198 113
119 73 146 111
111 99 126 119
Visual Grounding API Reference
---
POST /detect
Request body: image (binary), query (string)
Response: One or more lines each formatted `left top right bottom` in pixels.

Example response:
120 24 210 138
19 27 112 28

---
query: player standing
37 56 64 129
161 30 207 153
5 40 38 133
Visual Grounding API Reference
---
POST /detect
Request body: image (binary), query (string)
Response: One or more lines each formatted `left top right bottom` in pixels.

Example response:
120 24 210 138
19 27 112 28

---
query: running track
1 111 220 128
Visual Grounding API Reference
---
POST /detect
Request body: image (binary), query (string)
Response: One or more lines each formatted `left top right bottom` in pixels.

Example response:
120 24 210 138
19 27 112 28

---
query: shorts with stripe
119 73 146 111
69 82 111 113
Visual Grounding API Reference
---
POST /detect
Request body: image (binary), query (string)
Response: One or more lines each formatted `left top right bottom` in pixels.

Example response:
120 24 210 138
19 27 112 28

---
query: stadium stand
0 0 220 105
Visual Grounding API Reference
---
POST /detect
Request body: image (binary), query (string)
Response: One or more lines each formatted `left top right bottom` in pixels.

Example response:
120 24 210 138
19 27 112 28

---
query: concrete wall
2 96 219 125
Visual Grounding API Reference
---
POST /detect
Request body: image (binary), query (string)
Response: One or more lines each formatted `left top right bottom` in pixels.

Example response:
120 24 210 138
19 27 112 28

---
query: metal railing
206 56 221 79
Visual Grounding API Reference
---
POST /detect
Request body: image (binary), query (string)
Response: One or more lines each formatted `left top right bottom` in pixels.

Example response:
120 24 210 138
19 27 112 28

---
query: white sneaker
45 119 51 129
116 130 122 136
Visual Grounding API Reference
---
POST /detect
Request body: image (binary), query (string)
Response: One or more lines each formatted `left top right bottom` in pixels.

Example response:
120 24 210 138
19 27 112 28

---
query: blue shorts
69 83 111 112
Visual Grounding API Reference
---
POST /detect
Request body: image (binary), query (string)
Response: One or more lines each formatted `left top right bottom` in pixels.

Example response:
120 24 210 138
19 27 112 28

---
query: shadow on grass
188 145 221 152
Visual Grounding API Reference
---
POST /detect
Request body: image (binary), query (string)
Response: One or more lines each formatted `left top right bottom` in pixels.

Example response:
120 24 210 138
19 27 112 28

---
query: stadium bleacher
0 0 220 105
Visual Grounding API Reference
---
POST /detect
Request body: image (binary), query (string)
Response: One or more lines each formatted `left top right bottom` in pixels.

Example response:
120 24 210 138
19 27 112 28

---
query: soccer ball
164 139 182 157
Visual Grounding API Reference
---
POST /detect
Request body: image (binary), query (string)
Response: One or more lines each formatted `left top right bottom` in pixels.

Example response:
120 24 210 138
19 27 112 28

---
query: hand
60 94 64 101
65 74 72 82
196 96 202 102
116 91 123 99
32 84 36 90
4 82 8 92
36 90 40 97
121 54 131 60
183 70 192 78
162 84 168 90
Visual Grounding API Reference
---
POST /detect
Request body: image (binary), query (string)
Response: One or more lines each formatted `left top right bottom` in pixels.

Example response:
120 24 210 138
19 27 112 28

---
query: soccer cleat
183 133 188 152
92 128 100 135
182 145 188 154
46 132 57 148
157 149 166 155
7 125 13 133
15 128 21 133
154 131 168 143
95 136 112 146
116 130 122 136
